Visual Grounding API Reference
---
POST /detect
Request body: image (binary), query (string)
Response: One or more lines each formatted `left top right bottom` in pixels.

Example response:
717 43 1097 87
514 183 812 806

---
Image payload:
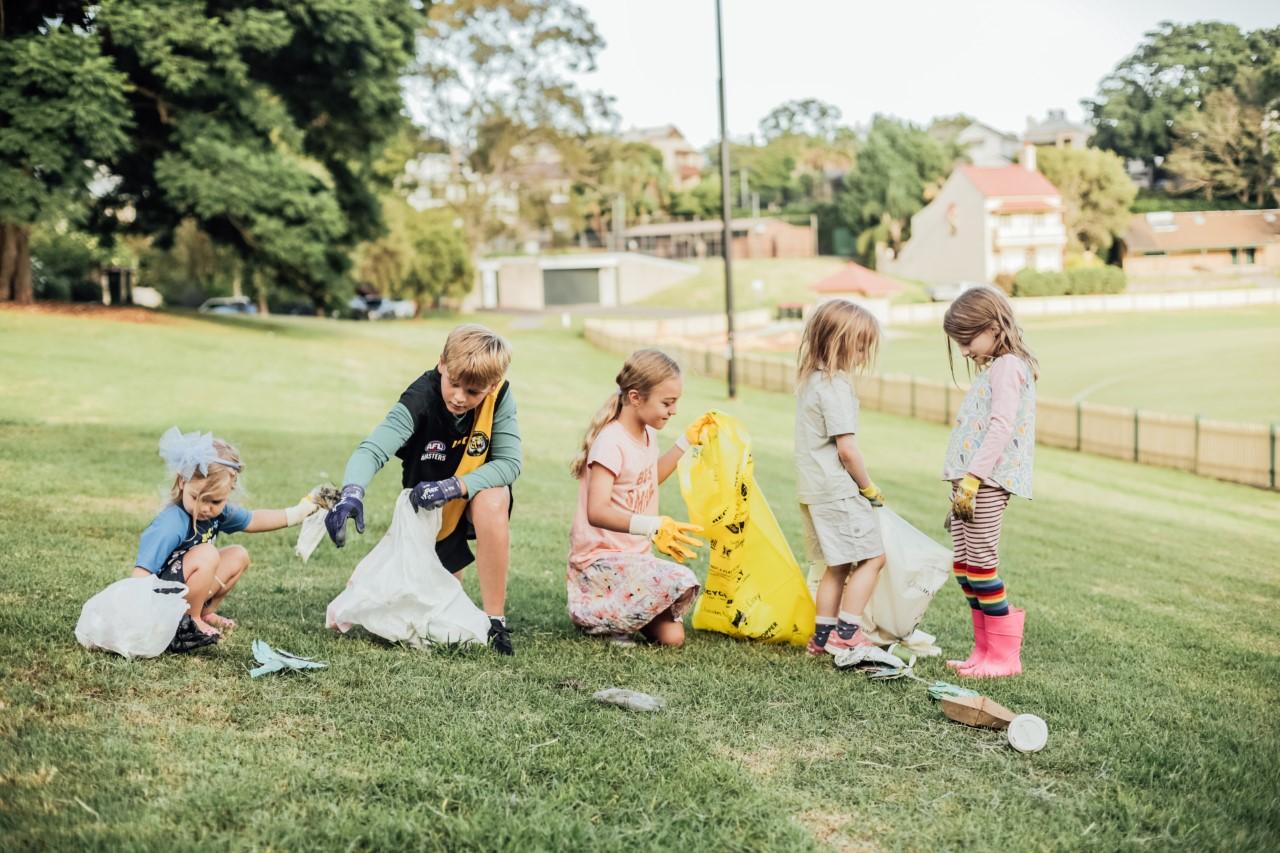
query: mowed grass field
1 307 1278 851
875 306 1280 423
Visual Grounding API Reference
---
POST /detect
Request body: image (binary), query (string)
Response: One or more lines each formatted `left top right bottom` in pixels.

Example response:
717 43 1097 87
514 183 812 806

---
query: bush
1012 266 1126 297
70 279 104 302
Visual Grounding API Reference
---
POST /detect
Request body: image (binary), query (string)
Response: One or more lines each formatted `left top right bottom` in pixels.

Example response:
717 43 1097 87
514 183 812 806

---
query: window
1246 247 1256 264
1231 248 1239 265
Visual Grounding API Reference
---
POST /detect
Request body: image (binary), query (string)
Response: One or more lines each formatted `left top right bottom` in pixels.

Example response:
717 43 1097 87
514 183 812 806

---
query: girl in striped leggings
941 287 1037 678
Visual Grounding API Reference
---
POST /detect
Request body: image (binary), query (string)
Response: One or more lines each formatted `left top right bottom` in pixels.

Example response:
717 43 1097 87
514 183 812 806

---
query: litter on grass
249 640 328 678
592 688 665 712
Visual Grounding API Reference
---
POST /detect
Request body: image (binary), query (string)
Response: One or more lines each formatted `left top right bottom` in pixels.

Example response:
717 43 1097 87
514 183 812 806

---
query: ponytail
570 393 625 479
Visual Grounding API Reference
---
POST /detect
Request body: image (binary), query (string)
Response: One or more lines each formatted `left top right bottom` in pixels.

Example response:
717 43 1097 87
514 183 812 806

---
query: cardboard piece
940 694 1018 729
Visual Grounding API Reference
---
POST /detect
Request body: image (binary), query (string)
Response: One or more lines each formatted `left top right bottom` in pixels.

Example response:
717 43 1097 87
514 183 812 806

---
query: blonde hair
169 438 242 514
441 324 511 389
797 299 880 385
942 286 1039 382
570 349 681 479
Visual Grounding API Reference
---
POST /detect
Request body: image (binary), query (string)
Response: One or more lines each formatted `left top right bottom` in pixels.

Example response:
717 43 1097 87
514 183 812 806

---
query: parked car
197 296 258 315
927 281 981 302
349 295 416 320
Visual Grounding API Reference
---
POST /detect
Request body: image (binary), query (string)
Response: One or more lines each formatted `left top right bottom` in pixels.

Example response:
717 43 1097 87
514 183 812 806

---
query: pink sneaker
824 627 875 654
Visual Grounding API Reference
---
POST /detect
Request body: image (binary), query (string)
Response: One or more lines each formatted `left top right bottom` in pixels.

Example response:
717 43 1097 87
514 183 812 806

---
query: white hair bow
158 426 241 480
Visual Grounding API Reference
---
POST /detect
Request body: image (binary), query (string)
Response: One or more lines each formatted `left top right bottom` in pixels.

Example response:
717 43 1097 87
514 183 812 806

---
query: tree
571 138 669 242
353 197 473 313
1037 147 1138 258
837 116 951 264
1165 73 1279 207
408 0 612 247
759 99 843 141
90 0 421 312
1084 22 1260 179
0 11 132 303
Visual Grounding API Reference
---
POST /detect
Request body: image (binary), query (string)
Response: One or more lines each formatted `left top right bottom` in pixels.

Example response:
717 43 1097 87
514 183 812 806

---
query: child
326 324 522 655
133 427 320 637
795 299 887 656
941 286 1037 678
567 349 711 646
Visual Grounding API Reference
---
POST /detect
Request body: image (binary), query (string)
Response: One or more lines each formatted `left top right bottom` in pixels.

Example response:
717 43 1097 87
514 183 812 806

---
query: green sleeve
342 403 416 489
461 388 523 494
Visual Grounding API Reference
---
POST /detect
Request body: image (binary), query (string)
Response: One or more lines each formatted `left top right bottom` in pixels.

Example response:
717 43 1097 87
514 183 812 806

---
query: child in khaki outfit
794 300 887 656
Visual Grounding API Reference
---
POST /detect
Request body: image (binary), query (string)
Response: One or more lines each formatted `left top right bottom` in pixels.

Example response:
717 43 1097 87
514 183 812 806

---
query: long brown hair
570 349 681 479
796 299 880 385
942 286 1039 383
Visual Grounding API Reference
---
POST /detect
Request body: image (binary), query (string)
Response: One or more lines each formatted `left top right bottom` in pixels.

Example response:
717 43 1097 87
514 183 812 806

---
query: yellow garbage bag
678 412 816 645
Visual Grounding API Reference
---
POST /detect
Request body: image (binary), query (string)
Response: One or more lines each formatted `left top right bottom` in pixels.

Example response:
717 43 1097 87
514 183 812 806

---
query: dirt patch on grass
0 303 167 324
795 808 881 852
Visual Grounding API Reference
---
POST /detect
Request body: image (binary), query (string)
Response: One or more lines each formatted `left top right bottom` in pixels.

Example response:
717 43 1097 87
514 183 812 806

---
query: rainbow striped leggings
950 483 1012 616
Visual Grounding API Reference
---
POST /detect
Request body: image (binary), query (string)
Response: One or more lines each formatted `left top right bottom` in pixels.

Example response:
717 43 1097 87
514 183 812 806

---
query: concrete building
621 125 705 191
955 121 1021 167
884 145 1066 285
1120 209 1280 276
1023 109 1092 149
471 252 696 311
624 217 816 261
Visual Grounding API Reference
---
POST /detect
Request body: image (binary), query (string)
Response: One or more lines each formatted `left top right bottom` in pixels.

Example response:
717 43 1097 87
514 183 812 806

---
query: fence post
1271 423 1277 490
910 376 917 418
1075 402 1082 452
1133 410 1140 463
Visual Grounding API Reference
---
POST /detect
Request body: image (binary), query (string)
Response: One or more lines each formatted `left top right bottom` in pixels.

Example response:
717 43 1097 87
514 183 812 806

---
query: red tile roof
811 262 903 297
1124 209 1280 253
961 165 1060 198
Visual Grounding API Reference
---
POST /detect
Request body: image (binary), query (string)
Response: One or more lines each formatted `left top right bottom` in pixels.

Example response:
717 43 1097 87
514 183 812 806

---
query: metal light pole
715 0 736 399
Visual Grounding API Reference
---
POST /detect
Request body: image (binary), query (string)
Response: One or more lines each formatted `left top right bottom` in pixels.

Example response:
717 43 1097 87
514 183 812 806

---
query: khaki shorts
800 496 884 568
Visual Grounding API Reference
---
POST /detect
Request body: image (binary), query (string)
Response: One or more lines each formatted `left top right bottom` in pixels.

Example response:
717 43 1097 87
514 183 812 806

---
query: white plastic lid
1007 714 1048 753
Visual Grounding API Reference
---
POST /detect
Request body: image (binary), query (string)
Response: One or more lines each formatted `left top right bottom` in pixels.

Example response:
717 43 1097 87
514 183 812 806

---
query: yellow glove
950 475 981 522
652 517 704 564
859 482 885 507
284 495 320 527
677 413 716 451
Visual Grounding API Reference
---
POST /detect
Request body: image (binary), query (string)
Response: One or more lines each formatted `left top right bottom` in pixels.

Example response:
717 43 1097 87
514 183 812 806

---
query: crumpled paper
249 639 327 678
295 484 341 562
592 688 665 712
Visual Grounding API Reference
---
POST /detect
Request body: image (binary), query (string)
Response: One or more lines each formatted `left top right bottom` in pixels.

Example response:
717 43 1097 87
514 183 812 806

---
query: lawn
1 306 1278 850
640 257 930 312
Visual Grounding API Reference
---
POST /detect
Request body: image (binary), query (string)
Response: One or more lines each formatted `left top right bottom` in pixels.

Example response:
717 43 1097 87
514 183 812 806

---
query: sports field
1 307 1277 850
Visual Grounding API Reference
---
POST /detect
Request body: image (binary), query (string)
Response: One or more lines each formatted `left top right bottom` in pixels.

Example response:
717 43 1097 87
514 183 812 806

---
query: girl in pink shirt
567 349 712 646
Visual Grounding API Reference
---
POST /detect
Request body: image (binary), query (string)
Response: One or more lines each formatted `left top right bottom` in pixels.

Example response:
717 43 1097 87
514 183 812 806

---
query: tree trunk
13 227 32 303
0 222 19 302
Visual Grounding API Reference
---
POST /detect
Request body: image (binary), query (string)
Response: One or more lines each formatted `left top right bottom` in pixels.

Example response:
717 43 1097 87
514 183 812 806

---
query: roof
995 198 1058 214
960 165 1060 198
811 262 903 297
1123 209 1280 253
623 217 799 238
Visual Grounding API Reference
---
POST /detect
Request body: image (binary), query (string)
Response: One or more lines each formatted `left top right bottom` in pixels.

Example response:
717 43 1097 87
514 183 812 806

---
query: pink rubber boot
946 609 987 672
965 608 1024 678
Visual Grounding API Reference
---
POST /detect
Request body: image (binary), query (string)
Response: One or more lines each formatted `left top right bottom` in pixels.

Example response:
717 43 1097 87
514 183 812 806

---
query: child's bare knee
221 545 250 572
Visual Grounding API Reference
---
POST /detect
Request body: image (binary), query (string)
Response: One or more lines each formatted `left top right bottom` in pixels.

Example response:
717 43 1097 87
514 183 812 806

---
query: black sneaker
487 618 513 656
168 614 221 654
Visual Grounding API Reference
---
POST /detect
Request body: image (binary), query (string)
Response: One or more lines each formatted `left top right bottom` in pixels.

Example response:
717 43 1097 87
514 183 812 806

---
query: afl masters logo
467 431 490 456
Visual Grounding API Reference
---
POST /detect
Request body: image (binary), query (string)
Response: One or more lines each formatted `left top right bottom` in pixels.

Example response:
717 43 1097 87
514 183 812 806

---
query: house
624 217 816 261
955 121 1021 167
1023 109 1092 149
1119 210 1280 276
883 145 1066 285
621 125 705 191
810 262 904 325
470 252 697 311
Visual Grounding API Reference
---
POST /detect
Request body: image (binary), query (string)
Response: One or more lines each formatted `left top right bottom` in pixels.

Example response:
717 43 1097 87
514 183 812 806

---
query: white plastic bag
294 510 328 562
325 490 490 648
859 507 952 648
75 575 190 659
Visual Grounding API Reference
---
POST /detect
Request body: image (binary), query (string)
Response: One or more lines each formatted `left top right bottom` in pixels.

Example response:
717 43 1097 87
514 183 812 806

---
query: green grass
871 307 1280 423
2 307 1279 850
641 257 930 312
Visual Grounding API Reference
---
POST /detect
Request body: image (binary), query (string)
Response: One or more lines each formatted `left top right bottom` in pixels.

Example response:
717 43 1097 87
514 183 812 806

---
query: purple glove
325 484 365 548
410 476 464 512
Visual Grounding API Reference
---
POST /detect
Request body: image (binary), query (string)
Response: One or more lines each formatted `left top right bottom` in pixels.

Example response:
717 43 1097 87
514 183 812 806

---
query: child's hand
653 517 704 564
285 495 321 527
950 475 981 522
682 413 715 447
859 482 885 507
410 476 464 512
326 485 365 548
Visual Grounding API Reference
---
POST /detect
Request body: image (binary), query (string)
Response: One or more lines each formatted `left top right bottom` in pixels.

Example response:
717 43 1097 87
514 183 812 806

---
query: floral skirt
567 552 701 635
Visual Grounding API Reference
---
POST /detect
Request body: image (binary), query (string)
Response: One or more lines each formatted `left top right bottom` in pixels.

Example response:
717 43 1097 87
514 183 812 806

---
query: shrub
1012 266 1126 297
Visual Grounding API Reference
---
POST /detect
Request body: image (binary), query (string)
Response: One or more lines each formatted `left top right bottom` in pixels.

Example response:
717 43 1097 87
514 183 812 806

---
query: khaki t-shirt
794 371 859 505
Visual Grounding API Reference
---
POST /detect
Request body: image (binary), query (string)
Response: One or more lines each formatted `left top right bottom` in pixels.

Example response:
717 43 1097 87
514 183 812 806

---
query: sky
572 0 1280 148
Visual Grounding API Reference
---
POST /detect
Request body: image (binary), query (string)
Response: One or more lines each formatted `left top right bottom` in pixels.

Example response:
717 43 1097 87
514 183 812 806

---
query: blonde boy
326 325 522 654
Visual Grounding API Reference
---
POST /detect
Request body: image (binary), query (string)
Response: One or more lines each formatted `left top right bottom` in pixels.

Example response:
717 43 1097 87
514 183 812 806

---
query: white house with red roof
883 145 1067 285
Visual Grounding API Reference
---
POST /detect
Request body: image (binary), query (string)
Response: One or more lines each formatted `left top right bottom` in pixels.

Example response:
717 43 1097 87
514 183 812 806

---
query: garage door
542 268 600 305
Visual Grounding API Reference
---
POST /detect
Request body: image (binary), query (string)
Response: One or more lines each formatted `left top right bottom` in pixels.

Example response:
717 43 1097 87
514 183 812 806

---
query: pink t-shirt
568 420 659 572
